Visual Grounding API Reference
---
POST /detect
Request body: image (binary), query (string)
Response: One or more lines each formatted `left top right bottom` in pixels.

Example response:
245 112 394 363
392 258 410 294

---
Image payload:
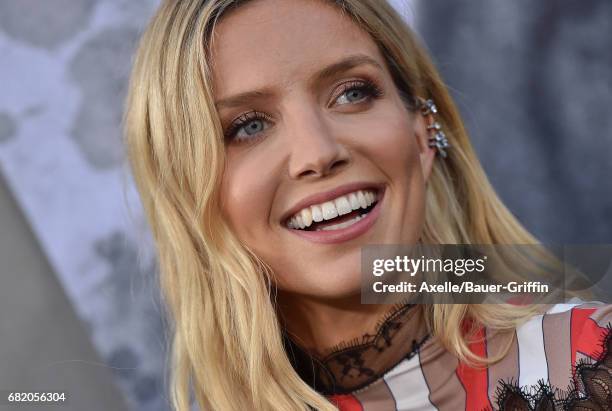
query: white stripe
517 314 548 387
546 302 582 314
383 353 436 411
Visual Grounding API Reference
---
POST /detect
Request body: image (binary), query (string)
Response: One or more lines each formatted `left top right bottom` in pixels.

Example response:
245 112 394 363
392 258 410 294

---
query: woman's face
213 0 435 298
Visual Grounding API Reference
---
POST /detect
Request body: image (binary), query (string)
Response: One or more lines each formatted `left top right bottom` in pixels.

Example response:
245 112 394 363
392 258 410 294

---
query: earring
418 98 450 158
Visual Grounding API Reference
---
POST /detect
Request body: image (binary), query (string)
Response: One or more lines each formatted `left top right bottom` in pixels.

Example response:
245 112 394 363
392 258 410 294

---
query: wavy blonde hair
124 0 545 409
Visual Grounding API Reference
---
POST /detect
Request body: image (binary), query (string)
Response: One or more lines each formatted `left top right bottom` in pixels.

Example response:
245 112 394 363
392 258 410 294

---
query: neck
276 291 399 357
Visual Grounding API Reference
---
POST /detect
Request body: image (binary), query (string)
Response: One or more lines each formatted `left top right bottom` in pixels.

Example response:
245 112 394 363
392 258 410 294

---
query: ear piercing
418 98 450 158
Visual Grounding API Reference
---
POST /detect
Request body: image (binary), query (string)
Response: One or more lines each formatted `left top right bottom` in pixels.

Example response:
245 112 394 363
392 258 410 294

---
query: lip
280 181 385 225
286 186 385 244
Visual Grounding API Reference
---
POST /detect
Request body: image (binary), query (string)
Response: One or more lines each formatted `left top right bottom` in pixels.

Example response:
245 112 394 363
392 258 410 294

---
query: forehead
210 0 385 98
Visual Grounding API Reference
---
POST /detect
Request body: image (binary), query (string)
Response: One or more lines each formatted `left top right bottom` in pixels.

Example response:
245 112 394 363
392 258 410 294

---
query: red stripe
570 307 607 366
456 326 493 411
328 394 363 411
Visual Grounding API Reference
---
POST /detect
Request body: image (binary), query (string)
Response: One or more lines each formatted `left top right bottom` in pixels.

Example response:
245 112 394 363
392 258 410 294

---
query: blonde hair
124 0 545 409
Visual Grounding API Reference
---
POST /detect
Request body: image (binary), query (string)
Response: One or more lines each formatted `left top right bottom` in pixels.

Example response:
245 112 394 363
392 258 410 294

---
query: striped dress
284 303 612 410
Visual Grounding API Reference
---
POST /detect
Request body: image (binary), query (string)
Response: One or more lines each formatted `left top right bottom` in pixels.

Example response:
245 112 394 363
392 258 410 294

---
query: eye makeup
223 77 385 144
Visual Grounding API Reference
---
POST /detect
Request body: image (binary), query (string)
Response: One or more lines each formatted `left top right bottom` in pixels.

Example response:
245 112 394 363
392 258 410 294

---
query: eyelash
223 79 384 144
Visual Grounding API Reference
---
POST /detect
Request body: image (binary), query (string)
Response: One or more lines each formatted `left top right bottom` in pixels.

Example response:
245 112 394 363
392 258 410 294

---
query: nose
287 105 350 180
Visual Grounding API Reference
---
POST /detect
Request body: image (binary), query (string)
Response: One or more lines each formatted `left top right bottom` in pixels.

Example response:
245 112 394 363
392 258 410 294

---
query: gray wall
0 173 128 411
416 0 612 243
0 1 169 410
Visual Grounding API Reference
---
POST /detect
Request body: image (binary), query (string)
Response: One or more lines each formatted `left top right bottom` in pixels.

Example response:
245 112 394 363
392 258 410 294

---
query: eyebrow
214 54 384 110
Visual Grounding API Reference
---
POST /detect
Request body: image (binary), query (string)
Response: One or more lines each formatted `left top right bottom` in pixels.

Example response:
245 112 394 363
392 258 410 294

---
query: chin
281 272 362 300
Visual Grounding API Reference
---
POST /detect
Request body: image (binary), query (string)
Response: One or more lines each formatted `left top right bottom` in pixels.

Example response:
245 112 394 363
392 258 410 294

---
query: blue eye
337 88 366 104
234 119 264 140
225 111 272 143
347 89 366 101
239 119 264 136
334 79 383 106
224 80 383 144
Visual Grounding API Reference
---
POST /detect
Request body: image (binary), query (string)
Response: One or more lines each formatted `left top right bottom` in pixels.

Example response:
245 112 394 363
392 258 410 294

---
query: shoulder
519 301 611 364
493 301 612 410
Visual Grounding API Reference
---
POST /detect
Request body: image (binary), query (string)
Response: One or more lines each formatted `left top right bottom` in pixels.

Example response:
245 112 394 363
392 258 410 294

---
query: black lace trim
495 324 612 411
283 304 429 395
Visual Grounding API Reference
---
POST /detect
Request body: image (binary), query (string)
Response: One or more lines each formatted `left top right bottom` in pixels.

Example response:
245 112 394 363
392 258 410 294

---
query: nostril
330 158 349 171
298 169 319 178
288 136 352 179
320 158 349 177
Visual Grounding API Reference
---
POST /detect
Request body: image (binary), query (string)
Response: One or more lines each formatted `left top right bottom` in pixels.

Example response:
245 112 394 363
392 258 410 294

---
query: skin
212 0 436 354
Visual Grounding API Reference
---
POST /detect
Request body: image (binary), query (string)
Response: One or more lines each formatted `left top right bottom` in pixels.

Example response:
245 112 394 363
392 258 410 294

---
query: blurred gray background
418 0 612 243
0 0 610 410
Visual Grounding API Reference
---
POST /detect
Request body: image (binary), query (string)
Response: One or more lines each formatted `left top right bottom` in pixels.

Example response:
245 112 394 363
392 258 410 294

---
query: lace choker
282 303 429 395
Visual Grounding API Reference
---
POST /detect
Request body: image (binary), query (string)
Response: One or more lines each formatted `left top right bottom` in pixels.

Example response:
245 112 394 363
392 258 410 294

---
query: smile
284 185 385 244
286 189 378 231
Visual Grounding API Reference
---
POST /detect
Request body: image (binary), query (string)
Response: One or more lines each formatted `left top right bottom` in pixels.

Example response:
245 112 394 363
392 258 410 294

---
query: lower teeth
315 212 368 231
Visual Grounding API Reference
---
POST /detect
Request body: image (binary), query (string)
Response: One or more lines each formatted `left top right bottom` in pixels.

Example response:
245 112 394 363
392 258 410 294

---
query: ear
413 112 436 182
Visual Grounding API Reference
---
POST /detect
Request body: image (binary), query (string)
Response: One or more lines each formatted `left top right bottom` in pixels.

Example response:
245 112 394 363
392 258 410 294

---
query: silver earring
419 98 450 158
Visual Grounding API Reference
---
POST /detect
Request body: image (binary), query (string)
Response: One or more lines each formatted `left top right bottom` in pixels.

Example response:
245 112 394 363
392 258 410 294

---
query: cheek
364 109 421 175
220 155 276 244
363 108 426 239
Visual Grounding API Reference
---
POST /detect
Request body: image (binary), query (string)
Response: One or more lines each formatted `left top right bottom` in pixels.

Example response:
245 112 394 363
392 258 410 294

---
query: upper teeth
286 189 378 229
